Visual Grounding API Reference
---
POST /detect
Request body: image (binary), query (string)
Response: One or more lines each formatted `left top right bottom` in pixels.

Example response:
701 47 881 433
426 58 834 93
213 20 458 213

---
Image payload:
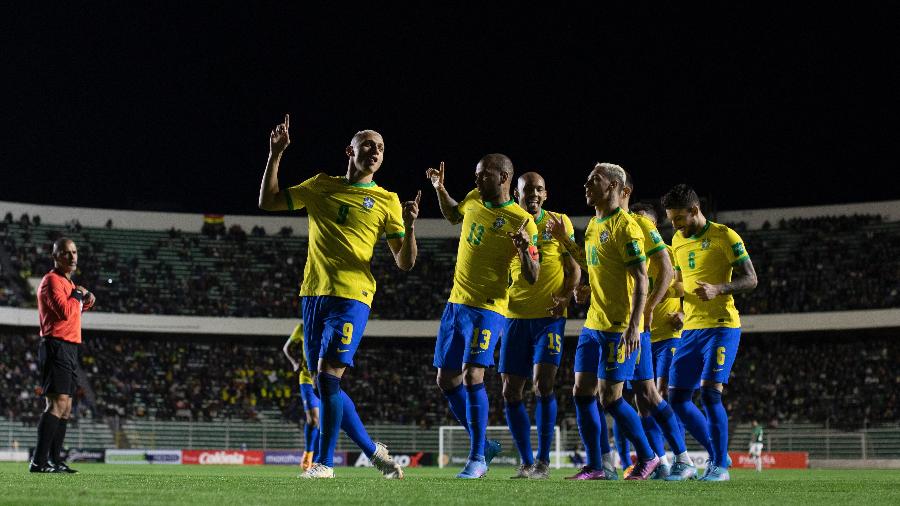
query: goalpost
438 425 563 469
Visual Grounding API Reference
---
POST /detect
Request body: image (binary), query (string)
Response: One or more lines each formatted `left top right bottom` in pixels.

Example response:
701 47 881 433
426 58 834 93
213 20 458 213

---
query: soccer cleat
564 466 609 480
601 466 619 480
699 464 730 481
510 464 532 479
49 461 78 474
529 461 550 480
624 455 660 480
484 439 502 465
371 442 404 479
28 461 58 473
664 461 698 481
299 463 335 479
622 464 634 479
456 458 488 479
650 462 671 480
301 451 314 471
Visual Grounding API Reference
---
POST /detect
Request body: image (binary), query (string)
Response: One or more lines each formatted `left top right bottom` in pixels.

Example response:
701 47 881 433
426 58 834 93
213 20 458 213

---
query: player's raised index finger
284 114 290 129
415 190 422 205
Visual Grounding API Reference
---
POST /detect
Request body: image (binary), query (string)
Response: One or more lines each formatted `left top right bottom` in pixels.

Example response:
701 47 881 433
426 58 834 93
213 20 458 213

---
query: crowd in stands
1 212 897 320
2 330 897 432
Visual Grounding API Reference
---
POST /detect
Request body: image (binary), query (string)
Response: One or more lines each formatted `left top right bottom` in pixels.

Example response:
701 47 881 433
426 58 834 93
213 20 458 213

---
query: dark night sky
2 4 897 218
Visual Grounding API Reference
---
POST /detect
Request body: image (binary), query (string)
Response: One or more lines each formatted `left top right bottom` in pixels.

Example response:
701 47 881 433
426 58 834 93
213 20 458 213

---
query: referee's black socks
32 412 60 466
49 418 68 465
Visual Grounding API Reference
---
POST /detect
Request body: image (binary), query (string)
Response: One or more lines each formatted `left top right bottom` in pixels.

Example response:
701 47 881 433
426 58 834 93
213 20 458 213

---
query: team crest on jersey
650 230 663 244
701 238 711 250
362 197 375 210
542 230 553 241
599 230 610 243
491 217 506 231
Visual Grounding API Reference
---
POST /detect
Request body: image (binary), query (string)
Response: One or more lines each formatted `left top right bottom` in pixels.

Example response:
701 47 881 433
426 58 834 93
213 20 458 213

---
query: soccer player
259 114 419 479
617 177 695 481
662 183 758 481
282 323 319 471
748 420 764 472
546 162 659 480
31 237 95 473
426 156 540 479
501 172 580 479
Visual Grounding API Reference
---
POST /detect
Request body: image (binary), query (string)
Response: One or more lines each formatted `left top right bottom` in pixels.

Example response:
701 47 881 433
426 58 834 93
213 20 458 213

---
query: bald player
501 172 580 479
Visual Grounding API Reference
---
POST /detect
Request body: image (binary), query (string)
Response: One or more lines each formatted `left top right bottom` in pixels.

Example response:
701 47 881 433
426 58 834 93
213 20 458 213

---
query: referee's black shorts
38 337 80 396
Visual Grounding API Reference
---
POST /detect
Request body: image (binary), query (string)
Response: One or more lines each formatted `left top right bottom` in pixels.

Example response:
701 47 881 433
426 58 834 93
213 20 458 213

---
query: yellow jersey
583 208 647 332
508 210 574 319
284 174 405 307
672 220 750 330
650 245 682 342
449 189 539 315
288 324 314 385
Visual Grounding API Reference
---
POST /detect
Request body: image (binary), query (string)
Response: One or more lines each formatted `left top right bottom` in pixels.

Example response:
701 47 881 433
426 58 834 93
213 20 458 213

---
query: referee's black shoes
50 461 79 474
28 461 59 473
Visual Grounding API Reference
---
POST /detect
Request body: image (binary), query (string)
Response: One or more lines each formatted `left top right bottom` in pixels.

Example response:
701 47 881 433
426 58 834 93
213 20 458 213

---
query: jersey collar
483 198 515 208
594 206 621 223
689 219 712 239
534 209 546 224
343 177 376 188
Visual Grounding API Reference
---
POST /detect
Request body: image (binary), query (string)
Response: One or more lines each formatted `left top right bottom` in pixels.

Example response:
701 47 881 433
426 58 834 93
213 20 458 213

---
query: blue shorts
433 303 505 370
669 328 741 389
629 332 654 382
498 317 565 377
299 383 320 411
651 338 680 383
301 295 370 368
574 328 638 383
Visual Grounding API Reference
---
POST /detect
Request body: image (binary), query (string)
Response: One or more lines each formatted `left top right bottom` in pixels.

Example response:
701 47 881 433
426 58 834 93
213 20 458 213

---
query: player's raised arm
623 260 649 355
546 212 588 270
425 162 463 224
259 114 291 211
693 258 758 301
388 190 421 271
508 218 540 284
282 335 300 371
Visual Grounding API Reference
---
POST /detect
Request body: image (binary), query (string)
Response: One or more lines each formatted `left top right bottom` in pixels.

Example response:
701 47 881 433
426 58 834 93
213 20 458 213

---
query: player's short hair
350 130 383 147
595 162 626 188
661 184 700 210
630 202 657 223
52 237 73 255
479 153 514 176
622 168 634 191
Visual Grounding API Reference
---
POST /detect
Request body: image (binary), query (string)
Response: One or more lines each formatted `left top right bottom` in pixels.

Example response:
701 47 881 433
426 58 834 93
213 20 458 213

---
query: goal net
438 425 562 469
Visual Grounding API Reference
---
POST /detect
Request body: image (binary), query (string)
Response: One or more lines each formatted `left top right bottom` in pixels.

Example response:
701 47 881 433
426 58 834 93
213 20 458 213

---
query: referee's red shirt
37 269 93 344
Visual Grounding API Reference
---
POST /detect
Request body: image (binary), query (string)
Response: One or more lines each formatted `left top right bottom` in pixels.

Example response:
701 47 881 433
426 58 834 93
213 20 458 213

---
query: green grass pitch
2 463 898 505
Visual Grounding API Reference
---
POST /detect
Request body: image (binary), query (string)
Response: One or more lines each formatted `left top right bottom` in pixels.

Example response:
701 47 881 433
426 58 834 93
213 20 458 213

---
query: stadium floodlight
438 425 562 469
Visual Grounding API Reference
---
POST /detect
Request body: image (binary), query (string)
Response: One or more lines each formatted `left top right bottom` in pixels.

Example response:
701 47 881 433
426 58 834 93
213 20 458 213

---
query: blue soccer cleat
699 464 730 481
664 461 698 481
484 439 502 465
651 462 672 480
457 458 488 479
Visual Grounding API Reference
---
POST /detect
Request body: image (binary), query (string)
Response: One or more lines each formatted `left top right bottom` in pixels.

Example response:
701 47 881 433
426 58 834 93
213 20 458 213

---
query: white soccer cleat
510 463 532 479
299 463 334 479
371 442 404 479
528 461 551 480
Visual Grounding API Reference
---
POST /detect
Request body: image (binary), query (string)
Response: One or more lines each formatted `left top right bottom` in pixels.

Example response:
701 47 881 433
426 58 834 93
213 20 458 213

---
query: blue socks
466 383 489 460
316 373 343 467
504 400 534 466
574 395 603 469
652 399 687 454
701 387 729 468
613 420 630 468
669 388 715 460
303 423 320 455
641 416 666 459
534 395 556 463
605 397 654 461
340 390 376 458
442 384 471 434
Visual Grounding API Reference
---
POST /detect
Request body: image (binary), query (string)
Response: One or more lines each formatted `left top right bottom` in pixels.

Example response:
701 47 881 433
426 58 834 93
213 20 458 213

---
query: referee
30 238 95 473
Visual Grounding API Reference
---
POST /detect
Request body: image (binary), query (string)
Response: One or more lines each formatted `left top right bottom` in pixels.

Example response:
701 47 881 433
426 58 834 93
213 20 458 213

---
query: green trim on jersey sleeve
625 255 647 267
674 265 681 271
284 190 295 211
646 244 666 257
385 231 406 239
731 255 750 266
